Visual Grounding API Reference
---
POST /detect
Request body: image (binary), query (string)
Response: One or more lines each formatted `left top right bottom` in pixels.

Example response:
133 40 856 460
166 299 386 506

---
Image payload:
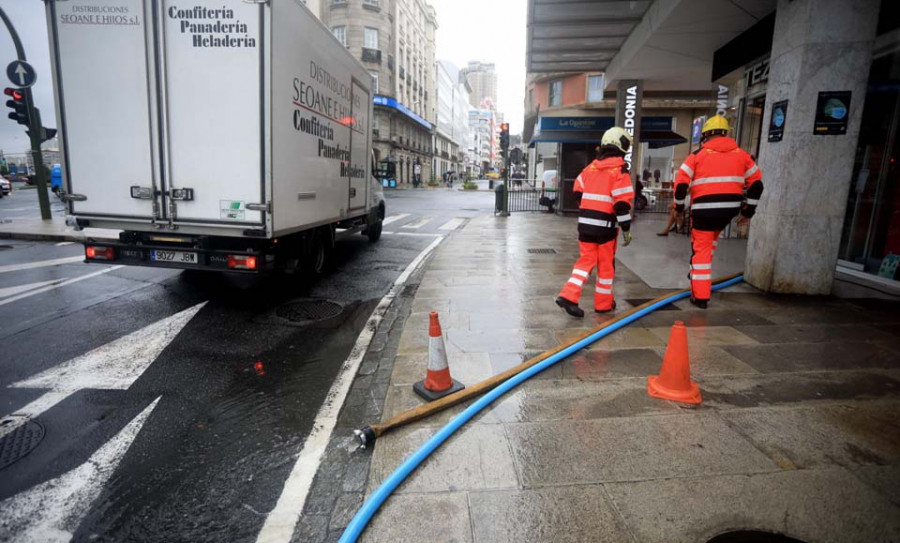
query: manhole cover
626 298 680 311
707 531 807 543
527 248 557 254
276 300 343 322
0 420 45 470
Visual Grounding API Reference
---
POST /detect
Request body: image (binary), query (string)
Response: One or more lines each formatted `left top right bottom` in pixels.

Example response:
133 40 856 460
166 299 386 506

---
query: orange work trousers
689 229 722 301
558 239 617 311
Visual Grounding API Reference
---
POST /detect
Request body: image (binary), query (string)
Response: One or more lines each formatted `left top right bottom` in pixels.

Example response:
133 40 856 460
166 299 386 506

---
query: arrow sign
0 302 206 436
0 398 160 542
6 60 36 88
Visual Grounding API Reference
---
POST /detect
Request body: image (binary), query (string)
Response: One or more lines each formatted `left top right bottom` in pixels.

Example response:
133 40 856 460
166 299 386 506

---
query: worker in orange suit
556 127 634 318
674 115 764 308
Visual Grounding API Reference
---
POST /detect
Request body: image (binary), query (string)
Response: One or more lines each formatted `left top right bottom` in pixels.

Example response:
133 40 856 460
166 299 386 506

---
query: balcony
361 48 382 64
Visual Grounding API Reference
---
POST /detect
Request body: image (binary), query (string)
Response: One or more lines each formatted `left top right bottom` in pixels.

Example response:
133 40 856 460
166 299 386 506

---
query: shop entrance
839 51 900 281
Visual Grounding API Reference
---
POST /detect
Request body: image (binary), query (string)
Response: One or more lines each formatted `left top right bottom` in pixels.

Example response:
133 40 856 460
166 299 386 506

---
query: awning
642 130 688 149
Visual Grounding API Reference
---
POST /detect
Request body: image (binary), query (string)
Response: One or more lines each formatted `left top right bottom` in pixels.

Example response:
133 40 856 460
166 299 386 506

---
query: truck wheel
304 227 332 276
366 220 382 242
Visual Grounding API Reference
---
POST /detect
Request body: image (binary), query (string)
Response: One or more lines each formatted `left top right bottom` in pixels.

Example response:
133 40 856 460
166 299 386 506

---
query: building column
745 0 880 294
615 80 643 183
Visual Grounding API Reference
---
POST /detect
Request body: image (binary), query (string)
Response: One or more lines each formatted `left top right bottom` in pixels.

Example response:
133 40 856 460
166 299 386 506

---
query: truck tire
366 219 382 242
303 226 333 276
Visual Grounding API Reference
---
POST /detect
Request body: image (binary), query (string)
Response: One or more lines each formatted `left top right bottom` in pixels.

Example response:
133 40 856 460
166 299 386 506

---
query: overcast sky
431 0 526 134
0 0 526 157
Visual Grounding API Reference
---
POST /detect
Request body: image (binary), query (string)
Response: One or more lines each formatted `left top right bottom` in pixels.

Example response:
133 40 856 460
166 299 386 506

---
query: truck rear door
158 1 265 226
48 0 160 220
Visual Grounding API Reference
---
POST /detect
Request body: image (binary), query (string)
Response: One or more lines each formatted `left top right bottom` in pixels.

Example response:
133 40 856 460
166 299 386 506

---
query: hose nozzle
353 426 376 449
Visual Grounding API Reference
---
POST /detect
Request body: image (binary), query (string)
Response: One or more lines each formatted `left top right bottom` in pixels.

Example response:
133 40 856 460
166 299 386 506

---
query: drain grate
527 248 557 255
276 300 343 322
0 420 45 470
626 298 680 311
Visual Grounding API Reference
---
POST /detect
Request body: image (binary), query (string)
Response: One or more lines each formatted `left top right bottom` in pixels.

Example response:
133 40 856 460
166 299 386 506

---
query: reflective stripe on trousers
689 229 722 301
558 239 617 311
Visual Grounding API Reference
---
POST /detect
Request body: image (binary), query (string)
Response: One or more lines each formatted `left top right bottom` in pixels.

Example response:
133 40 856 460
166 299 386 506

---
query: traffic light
27 126 57 143
499 123 510 151
5 87 28 126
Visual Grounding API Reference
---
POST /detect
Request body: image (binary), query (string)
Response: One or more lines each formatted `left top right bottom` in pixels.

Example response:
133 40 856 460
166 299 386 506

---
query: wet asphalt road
0 186 493 542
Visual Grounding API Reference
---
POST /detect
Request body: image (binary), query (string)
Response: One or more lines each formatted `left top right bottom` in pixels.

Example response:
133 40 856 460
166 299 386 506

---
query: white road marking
383 231 442 237
0 398 160 543
438 218 465 231
55 241 75 246
381 213 409 225
0 279 64 299
401 216 432 229
256 235 446 543
1 302 206 436
0 255 84 274
0 266 123 308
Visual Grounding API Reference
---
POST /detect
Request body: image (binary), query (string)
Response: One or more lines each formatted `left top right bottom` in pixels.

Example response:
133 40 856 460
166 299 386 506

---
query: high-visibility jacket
674 137 764 231
574 156 634 244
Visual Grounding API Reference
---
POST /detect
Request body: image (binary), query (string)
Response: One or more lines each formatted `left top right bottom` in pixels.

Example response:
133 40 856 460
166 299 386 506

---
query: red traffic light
4 88 23 101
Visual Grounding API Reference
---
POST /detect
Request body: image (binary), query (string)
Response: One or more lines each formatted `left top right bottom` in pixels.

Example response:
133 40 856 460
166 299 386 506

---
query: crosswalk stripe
0 255 84 274
0 279 64 299
0 266 121 307
438 218 465 231
382 213 409 225
402 217 432 229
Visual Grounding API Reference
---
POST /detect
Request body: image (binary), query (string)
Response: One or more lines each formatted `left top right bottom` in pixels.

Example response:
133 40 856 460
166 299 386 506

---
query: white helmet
600 126 633 154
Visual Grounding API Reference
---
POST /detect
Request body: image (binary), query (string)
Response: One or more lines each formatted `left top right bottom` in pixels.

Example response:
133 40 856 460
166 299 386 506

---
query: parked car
0 177 11 197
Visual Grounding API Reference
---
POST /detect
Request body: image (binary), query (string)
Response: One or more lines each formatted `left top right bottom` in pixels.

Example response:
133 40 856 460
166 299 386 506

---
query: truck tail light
85 245 115 260
227 254 257 270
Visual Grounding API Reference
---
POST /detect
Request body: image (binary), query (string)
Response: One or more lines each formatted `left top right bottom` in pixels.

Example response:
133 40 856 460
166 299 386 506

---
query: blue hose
339 275 745 542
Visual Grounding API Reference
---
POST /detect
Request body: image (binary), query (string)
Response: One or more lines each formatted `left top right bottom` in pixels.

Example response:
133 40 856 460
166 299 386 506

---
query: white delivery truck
45 0 385 274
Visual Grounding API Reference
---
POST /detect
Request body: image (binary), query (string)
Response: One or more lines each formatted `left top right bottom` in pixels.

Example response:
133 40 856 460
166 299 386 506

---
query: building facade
434 61 472 179
468 108 496 174
321 0 437 184
524 71 714 211
461 61 498 111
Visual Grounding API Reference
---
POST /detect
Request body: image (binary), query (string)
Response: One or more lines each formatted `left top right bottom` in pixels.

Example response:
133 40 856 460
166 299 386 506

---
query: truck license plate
151 250 198 264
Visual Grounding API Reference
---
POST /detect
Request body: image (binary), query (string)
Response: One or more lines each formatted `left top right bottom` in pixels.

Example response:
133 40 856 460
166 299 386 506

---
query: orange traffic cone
647 321 701 404
413 312 465 401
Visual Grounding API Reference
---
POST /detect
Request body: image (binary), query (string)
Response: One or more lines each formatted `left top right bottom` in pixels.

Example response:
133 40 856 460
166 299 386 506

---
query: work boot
555 296 584 318
595 301 617 314
690 297 708 309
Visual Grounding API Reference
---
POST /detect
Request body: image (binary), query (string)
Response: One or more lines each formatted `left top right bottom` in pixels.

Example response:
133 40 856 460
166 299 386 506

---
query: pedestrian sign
6 60 36 88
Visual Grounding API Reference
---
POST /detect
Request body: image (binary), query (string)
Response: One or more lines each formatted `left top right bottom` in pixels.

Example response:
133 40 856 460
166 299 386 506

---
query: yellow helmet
701 115 730 135
600 126 633 154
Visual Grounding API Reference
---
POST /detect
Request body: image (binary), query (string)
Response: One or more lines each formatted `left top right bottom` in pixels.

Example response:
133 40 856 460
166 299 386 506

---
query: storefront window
839 50 900 280
738 95 765 159
639 143 674 190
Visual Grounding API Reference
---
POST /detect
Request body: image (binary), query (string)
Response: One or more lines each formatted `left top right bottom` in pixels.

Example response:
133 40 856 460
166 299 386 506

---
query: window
587 74 604 102
364 27 379 49
332 0 346 4
528 88 534 111
370 71 379 94
332 26 346 46
549 79 563 107
363 0 379 5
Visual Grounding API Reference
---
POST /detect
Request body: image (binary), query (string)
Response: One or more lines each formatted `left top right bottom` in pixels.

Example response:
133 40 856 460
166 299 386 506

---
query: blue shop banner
539 116 673 132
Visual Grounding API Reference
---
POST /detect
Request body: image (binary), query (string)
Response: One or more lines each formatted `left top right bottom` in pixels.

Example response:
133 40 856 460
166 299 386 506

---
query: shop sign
539 117 609 131
814 91 851 135
745 57 769 88
767 100 788 142
716 85 729 117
